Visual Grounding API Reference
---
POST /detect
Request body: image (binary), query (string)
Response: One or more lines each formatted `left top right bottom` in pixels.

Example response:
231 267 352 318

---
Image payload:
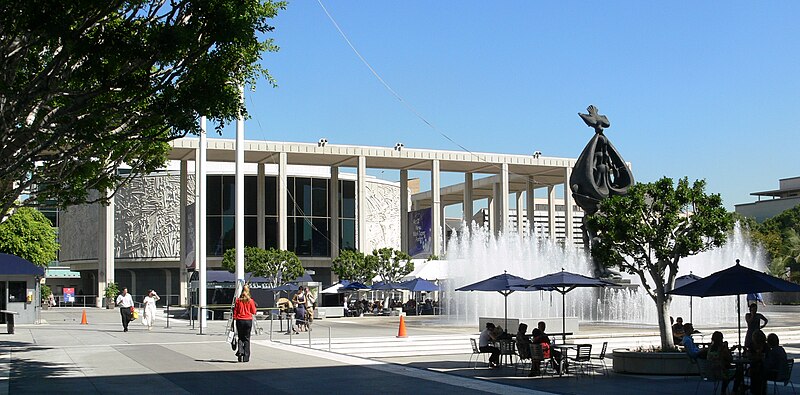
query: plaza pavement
1 306 799 394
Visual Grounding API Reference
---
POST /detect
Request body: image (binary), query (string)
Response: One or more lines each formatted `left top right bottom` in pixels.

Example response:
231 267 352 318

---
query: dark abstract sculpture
570 105 634 278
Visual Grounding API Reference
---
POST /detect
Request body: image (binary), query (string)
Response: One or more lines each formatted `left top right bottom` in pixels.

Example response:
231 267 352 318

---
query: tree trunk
655 290 675 350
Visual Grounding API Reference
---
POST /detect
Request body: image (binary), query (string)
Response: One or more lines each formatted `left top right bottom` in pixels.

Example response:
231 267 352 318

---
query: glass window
287 217 295 252
340 219 356 251
312 218 329 256
265 176 277 216
8 281 26 303
312 179 328 217
222 217 235 253
295 218 313 256
244 176 257 216
207 217 222 256
286 177 295 216
265 217 278 249
294 177 311 216
244 217 258 247
207 176 222 215
340 180 356 218
222 176 235 215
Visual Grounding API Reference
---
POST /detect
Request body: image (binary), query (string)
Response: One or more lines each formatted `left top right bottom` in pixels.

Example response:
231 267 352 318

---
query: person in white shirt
478 322 501 368
115 287 134 332
141 290 160 331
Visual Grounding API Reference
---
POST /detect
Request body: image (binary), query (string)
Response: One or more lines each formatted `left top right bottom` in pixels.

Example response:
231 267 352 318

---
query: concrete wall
735 198 800 222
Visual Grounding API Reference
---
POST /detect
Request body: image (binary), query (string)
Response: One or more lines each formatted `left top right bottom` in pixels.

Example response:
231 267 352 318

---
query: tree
371 247 413 283
587 177 732 350
331 250 376 284
747 205 800 282
221 247 304 288
0 207 59 266
0 0 286 220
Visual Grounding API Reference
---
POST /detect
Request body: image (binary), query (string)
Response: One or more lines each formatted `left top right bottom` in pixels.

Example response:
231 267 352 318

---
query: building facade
58 137 591 307
735 176 800 222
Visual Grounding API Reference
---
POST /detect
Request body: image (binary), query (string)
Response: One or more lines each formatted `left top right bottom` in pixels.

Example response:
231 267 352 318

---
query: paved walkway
1 307 798 394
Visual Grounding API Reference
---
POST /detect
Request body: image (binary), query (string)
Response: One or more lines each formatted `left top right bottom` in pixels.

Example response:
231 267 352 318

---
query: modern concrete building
735 176 800 222
58 137 591 307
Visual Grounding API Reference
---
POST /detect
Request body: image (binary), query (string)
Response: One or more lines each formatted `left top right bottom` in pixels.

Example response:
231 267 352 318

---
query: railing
268 313 332 352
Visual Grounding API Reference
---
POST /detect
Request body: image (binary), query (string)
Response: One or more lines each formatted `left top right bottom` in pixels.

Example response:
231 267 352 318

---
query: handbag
131 306 138 320
228 322 238 351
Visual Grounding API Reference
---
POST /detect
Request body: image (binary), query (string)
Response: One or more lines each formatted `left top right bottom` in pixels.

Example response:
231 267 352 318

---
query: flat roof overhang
169 137 574 177
168 138 576 206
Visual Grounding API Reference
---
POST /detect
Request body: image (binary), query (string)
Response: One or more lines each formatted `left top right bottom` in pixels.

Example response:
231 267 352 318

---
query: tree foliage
372 247 413 283
587 177 733 349
331 250 376 284
0 0 285 219
221 246 304 288
0 207 59 266
747 205 800 281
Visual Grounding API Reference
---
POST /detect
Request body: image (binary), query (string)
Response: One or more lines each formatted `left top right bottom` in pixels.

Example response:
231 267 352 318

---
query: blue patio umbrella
399 278 440 292
339 282 371 292
455 271 535 330
372 281 406 291
669 259 800 350
674 272 703 323
511 269 615 343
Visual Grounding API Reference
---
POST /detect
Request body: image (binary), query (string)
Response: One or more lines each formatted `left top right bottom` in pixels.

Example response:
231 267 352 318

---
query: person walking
304 287 316 330
115 287 134 332
234 285 257 362
141 290 160 331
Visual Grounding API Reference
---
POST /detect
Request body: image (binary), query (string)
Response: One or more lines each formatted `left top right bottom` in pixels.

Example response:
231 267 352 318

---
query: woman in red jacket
234 285 257 362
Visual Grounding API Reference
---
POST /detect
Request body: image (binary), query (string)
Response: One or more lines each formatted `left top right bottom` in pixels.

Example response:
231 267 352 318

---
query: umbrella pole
562 291 566 344
690 296 693 323
504 293 508 331
737 294 742 357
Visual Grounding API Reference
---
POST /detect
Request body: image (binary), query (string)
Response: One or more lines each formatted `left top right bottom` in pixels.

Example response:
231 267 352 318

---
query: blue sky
216 1 799 210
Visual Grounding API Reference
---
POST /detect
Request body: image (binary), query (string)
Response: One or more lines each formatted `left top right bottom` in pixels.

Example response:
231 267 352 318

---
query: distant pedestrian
747 292 766 307
292 287 307 332
115 287 134 332
304 287 316 330
234 285 257 362
141 290 160 331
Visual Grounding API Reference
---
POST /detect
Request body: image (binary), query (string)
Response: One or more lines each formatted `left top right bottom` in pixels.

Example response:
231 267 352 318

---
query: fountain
443 222 767 327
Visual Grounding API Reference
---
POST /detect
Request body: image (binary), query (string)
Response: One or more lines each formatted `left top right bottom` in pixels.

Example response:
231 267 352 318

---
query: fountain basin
612 349 696 375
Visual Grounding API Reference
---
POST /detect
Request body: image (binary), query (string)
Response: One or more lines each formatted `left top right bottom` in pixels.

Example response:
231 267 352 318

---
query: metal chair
515 341 532 376
694 358 727 395
591 341 609 375
567 344 593 377
768 358 795 395
469 338 486 369
528 343 555 377
499 340 517 367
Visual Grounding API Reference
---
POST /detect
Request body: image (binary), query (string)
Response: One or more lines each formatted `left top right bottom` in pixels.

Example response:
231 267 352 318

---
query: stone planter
105 298 116 309
612 349 695 375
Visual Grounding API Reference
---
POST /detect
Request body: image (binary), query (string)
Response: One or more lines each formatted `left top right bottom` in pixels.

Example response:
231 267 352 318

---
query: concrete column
516 191 524 236
463 173 473 226
488 194 495 232
564 167 574 244
499 163 509 234
179 160 189 306
431 159 441 256
357 156 367 253
547 185 556 239
235 87 245 282
128 270 137 296
198 117 207 328
257 163 265 249
164 269 172 302
97 196 115 308
330 166 340 259
440 203 447 252
278 152 288 250
400 169 409 253
526 178 535 236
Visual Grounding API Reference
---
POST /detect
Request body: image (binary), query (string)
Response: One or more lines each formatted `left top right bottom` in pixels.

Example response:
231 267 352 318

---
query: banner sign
63 287 75 303
408 208 432 258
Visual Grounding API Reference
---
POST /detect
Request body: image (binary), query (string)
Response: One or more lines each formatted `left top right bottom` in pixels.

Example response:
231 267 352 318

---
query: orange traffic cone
396 315 408 338
80 309 88 325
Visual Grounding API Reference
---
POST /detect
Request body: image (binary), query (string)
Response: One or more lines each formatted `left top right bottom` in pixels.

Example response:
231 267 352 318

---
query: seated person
682 323 705 359
516 323 532 359
479 322 501 368
706 331 736 395
533 321 562 374
672 317 685 345
765 333 788 381
529 328 549 376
